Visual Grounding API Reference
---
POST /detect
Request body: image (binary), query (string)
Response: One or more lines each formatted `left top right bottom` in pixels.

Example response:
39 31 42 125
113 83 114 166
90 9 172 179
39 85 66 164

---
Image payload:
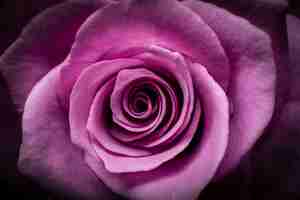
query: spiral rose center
124 82 159 120
130 91 152 114
71 46 203 174
133 96 148 113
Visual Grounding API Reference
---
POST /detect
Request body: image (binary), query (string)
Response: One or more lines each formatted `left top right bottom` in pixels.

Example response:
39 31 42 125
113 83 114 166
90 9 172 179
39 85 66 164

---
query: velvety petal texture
184 0 276 178
85 63 229 200
19 68 118 199
58 0 230 107
0 0 280 199
0 0 105 111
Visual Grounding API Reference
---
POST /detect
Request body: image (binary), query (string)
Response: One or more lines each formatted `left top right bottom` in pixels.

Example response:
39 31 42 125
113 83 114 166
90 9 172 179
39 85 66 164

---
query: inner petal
90 100 202 173
123 83 159 121
108 46 195 148
133 96 148 113
110 78 179 144
87 78 152 157
110 68 169 133
127 91 155 118
130 46 195 147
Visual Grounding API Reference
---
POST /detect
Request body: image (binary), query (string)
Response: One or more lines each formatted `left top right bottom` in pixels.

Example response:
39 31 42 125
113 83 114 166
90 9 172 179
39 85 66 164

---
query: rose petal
87 78 152 157
85 64 229 199
89 99 200 173
110 68 167 133
70 53 200 173
184 0 276 178
59 0 230 105
131 46 194 148
110 68 178 144
69 45 195 150
18 68 117 199
69 58 143 152
0 1 104 111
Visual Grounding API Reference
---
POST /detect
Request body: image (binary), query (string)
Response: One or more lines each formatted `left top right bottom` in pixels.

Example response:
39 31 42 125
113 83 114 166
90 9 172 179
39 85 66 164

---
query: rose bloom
0 0 294 199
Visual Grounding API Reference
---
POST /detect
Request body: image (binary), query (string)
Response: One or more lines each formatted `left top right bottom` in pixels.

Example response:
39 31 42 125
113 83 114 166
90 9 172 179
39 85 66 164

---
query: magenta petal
87 78 152 157
70 0 230 90
111 68 167 133
90 100 200 173
18 68 117 199
184 0 276 178
0 1 104 111
110 67 178 144
70 54 201 173
132 46 194 148
69 58 143 152
85 63 229 199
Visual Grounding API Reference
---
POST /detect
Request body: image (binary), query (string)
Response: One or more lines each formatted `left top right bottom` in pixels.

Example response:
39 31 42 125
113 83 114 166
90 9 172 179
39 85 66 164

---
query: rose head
0 0 281 199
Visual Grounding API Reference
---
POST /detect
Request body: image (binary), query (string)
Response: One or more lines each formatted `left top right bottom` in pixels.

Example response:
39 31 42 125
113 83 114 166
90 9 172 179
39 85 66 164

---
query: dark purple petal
184 0 276 178
287 14 300 101
0 1 104 111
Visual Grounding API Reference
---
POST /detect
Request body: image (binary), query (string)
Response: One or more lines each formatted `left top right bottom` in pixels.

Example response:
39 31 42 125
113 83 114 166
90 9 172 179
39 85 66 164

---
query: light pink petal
184 0 276 178
18 68 117 199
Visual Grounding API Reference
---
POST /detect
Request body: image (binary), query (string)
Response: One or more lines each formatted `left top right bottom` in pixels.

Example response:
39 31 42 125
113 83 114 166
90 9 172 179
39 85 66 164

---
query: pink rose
0 0 289 199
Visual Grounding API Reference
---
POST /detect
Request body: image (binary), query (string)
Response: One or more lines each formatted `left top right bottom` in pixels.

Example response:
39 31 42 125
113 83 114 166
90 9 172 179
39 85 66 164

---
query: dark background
0 0 299 199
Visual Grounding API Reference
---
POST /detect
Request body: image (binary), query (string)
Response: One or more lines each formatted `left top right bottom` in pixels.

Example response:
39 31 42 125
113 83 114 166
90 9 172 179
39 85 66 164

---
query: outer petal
243 15 300 199
184 0 276 178
0 1 105 111
287 15 300 101
60 0 230 103
18 68 118 199
85 64 229 200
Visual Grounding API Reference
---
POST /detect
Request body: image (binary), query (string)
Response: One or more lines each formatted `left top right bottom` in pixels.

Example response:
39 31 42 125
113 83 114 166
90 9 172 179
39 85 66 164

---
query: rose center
126 83 159 119
133 97 148 113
